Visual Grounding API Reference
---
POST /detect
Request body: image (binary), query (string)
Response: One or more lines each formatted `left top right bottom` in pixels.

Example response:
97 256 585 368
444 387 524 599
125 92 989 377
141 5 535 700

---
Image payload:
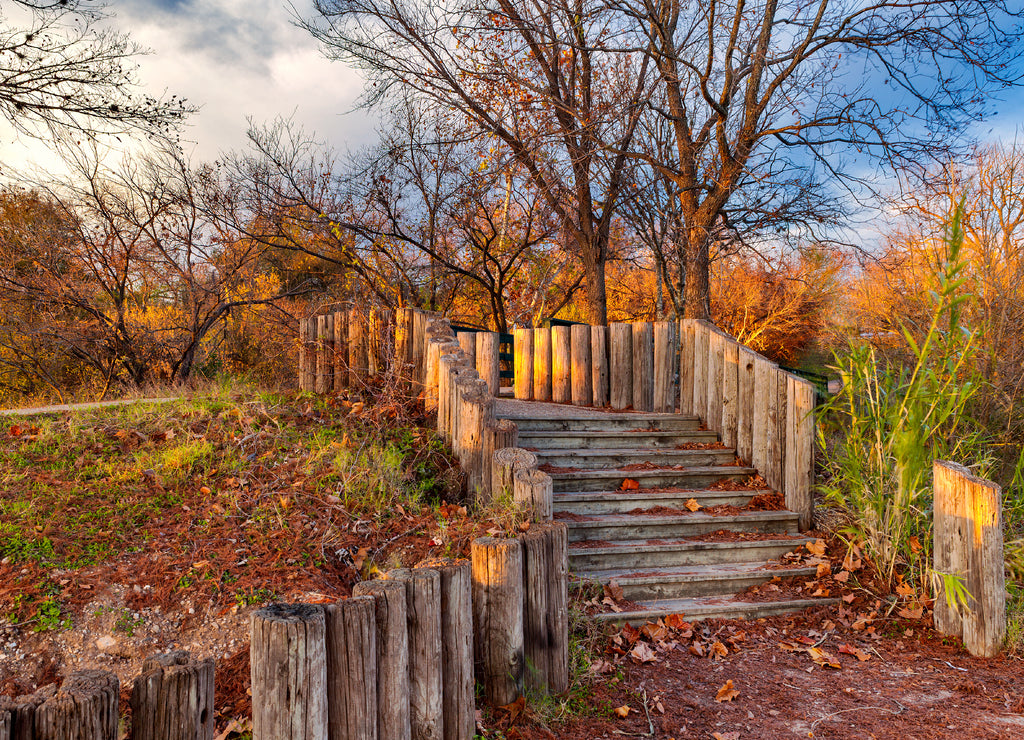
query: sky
0 0 379 174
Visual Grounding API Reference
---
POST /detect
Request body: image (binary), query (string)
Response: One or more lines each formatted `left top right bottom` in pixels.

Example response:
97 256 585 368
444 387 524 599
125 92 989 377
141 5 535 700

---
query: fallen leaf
629 641 659 664
909 535 923 553
604 581 625 602
898 602 924 620
807 647 841 669
499 696 526 724
352 546 368 570
664 613 690 631
640 622 668 642
689 641 706 657
834 570 850 583
896 581 916 597
613 705 631 718
621 478 640 490
806 539 827 557
712 733 741 740
842 593 857 604
838 643 872 661
816 562 831 578
685 497 701 512
715 680 740 702
711 641 729 659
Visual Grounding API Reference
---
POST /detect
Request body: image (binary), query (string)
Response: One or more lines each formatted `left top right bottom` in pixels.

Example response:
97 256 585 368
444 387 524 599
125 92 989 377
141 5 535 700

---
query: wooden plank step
563 510 799 542
592 595 841 625
569 537 812 571
578 562 817 600
518 429 719 449
501 414 701 432
549 466 759 492
553 489 772 515
536 448 736 469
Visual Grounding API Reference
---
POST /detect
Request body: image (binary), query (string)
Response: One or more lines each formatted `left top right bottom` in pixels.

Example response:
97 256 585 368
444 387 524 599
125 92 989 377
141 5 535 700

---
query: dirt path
0 397 178 416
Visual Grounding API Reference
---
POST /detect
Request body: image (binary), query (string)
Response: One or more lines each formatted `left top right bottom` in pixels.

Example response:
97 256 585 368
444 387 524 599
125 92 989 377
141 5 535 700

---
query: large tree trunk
682 230 711 320
582 249 608 325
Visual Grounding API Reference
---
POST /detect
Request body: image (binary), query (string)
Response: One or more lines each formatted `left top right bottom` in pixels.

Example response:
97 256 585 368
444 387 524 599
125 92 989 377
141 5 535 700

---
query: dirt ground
508 605 1024 740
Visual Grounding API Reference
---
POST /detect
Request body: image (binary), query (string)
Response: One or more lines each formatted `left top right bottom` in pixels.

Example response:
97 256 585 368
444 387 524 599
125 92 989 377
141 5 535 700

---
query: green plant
819 204 994 588
32 597 71 632
114 609 145 636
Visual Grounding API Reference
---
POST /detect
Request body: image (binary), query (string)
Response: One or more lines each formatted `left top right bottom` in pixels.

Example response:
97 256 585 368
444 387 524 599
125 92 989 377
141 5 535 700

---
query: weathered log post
678 319 695 415
334 311 348 391
736 347 757 464
513 329 534 400
721 339 739 448
591 325 609 407
349 309 369 385
692 322 710 423
386 569 444 740
774 369 789 492
513 468 553 522
0 684 55 740
316 314 331 394
933 461 1006 658
482 420 519 504
763 368 784 492
653 321 677 413
521 522 569 695
0 708 8 740
705 330 724 435
457 332 476 370
491 448 538 501
470 538 524 707
551 326 572 403
130 651 215 740
425 338 442 413
476 332 500 397
570 324 592 406
784 376 815 531
609 322 632 410
415 559 475 740
298 318 308 391
34 671 119 740
250 604 328 740
632 322 654 412
412 310 429 387
752 356 776 480
351 581 411 740
394 307 414 382
325 597 378 740
533 326 552 402
458 385 492 499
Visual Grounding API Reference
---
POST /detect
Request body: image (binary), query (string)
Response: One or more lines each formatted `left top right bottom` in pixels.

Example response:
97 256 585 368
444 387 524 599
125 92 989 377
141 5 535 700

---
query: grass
0 383 468 625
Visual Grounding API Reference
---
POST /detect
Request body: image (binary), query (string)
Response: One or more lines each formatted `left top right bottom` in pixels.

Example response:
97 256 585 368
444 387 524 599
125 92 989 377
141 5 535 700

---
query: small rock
96 635 117 652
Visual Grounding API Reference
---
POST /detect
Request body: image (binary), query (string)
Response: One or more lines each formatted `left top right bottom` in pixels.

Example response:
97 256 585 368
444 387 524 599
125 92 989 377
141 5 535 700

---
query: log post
721 339 739 448
386 569 443 740
513 468 553 522
350 309 369 384
609 322 632 410
0 709 7 740
33 671 119 740
533 326 552 402
570 324 592 406
551 326 572 403
437 355 457 442
632 322 654 412
692 322 709 423
591 325 609 407
316 314 331 394
705 330 724 435
412 310 429 387
351 581 411 740
456 332 476 370
764 369 784 492
415 559 475 740
298 318 308 392
679 320 695 415
0 684 55 740
458 387 491 499
482 420 519 504
513 329 534 400
334 311 348 391
394 308 414 381
130 651 215 740
776 368 789 493
325 597 378 740
736 347 756 464
491 448 538 501
521 522 569 695
752 356 776 480
470 538 524 707
250 604 328 740
653 321 677 413
476 332 500 396
784 376 815 531
426 340 442 413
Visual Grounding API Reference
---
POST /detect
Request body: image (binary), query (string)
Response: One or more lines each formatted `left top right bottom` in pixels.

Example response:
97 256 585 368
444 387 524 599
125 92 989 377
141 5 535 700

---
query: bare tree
303 0 653 324
619 0 1023 318
0 0 192 139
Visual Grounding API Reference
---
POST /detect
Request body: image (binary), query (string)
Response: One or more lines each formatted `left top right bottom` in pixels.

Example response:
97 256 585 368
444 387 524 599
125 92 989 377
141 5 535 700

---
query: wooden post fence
130 651 215 740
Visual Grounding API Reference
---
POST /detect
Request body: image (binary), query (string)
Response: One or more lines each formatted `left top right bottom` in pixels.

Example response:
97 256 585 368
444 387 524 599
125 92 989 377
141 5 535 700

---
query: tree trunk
682 231 711 320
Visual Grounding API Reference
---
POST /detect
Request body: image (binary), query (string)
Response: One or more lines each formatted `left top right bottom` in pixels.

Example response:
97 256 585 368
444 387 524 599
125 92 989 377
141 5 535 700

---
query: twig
612 687 656 738
809 700 905 733
942 659 968 672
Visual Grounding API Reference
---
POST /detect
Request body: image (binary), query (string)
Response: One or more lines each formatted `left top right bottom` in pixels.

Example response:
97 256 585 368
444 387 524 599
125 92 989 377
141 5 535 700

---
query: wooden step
502 414 701 432
549 466 759 492
563 510 799 542
591 595 840 625
569 537 812 571
553 489 772 515
535 447 736 469
578 562 817 600
517 429 719 449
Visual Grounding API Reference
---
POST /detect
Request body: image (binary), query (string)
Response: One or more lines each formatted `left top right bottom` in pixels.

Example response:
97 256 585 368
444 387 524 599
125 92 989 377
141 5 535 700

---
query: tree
0 0 191 140
303 0 653 324
620 0 1023 318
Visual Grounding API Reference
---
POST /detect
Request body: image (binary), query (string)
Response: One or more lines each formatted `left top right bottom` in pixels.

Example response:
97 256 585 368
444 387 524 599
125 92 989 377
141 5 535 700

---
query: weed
114 609 146 637
234 587 277 607
32 597 70 632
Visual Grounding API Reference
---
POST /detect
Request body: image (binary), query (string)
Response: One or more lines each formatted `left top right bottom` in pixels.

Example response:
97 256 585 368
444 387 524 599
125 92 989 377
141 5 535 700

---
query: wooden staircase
503 407 834 624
